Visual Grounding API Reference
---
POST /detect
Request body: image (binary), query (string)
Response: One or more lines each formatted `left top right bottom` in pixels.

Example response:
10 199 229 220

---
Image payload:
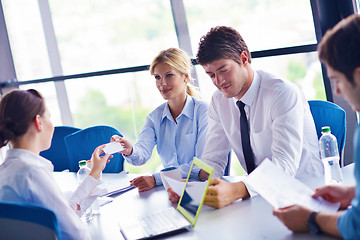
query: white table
54 164 355 240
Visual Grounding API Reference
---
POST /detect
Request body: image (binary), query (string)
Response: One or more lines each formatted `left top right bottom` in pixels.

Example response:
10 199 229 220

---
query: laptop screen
177 158 213 226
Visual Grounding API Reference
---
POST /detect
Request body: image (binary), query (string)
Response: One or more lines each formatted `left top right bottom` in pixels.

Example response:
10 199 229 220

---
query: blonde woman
112 48 208 192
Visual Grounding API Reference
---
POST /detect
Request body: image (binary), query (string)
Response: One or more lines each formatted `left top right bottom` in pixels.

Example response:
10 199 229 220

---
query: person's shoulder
257 70 304 107
3 155 46 181
257 70 299 93
148 102 167 118
191 96 209 109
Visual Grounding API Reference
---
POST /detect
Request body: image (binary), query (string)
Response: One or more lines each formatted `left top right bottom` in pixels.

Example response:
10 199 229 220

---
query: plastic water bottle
77 160 91 184
76 160 93 221
319 126 343 185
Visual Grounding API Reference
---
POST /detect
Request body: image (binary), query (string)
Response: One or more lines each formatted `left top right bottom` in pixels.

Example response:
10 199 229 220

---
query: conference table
54 164 356 240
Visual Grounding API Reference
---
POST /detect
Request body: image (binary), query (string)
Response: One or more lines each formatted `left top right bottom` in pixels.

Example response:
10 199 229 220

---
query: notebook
119 158 214 240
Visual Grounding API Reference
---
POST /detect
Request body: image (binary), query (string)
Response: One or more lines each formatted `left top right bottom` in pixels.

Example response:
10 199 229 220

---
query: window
1 0 329 175
184 0 316 53
49 0 178 75
2 0 51 80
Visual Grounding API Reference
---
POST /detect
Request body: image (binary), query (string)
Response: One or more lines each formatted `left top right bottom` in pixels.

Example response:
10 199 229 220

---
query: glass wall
1 0 327 174
184 0 316 53
50 0 178 75
2 0 52 80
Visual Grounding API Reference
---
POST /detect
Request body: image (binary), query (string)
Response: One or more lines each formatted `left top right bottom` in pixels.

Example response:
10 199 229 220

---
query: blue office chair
40 126 81 171
308 100 346 165
224 152 231 176
65 125 125 173
0 201 61 240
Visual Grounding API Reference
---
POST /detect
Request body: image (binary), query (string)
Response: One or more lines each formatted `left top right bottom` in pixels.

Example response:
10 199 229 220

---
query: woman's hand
130 176 156 192
111 135 133 156
89 145 112 179
167 188 180 203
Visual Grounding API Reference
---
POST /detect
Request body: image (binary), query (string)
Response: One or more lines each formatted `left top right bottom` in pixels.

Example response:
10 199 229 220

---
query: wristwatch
307 211 323 235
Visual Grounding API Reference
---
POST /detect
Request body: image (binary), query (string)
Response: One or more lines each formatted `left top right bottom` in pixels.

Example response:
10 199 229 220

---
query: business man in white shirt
196 26 323 208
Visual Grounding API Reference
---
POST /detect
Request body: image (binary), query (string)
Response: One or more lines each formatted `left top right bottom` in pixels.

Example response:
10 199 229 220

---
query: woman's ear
34 115 43 131
185 75 189 82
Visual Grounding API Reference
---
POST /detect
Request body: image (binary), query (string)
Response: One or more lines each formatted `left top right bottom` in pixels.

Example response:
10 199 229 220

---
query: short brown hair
318 14 360 83
196 26 251 65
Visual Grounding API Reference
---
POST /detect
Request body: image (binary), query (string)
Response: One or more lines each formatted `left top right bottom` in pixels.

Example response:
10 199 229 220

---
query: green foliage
312 71 327 100
287 60 306 87
73 89 149 141
73 89 162 173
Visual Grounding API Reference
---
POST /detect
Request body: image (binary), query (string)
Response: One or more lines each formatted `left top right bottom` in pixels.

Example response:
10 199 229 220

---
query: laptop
119 158 214 240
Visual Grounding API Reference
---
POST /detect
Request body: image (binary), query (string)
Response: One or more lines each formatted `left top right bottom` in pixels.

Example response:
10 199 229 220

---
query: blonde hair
150 48 199 98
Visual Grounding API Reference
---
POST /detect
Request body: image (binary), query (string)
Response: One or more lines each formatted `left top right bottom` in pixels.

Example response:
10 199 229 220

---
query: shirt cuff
154 172 162 186
242 177 259 197
69 175 100 216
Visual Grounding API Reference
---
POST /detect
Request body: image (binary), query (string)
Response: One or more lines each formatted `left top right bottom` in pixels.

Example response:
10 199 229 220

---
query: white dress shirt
0 149 100 240
202 70 323 194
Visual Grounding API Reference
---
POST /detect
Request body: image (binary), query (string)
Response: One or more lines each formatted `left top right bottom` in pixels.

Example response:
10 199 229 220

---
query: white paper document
98 181 134 197
164 176 186 196
245 158 340 212
103 142 124 155
164 176 208 202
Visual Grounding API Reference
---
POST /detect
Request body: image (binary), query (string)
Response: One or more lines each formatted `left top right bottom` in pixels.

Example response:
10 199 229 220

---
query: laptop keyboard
138 207 190 237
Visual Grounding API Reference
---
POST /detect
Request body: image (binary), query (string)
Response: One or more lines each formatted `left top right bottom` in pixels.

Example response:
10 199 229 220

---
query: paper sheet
183 181 208 205
164 175 208 203
245 158 340 212
164 175 186 196
160 168 182 191
97 181 134 197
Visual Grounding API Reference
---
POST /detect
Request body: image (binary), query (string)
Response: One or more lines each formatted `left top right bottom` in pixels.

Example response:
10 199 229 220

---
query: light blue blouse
338 124 360 239
124 95 209 185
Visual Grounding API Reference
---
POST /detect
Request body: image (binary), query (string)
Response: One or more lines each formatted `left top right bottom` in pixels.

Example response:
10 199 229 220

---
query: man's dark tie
236 101 256 173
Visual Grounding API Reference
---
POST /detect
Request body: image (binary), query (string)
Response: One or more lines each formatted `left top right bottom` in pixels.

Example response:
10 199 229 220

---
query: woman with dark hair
0 89 111 240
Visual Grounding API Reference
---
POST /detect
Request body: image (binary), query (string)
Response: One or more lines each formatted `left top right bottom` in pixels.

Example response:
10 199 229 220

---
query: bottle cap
321 126 331 133
78 160 87 166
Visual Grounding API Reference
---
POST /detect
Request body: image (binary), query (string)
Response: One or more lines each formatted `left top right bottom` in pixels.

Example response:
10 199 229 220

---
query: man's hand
312 185 355 210
204 178 248 208
273 204 312 232
130 176 156 192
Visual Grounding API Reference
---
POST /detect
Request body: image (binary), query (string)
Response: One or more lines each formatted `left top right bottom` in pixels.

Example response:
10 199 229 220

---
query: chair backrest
308 100 346 162
65 125 124 173
224 152 231 176
40 126 81 171
0 201 61 240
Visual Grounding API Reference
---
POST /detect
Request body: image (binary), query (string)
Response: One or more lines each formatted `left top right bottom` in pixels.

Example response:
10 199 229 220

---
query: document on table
245 158 340 212
98 181 134 197
97 171 135 197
